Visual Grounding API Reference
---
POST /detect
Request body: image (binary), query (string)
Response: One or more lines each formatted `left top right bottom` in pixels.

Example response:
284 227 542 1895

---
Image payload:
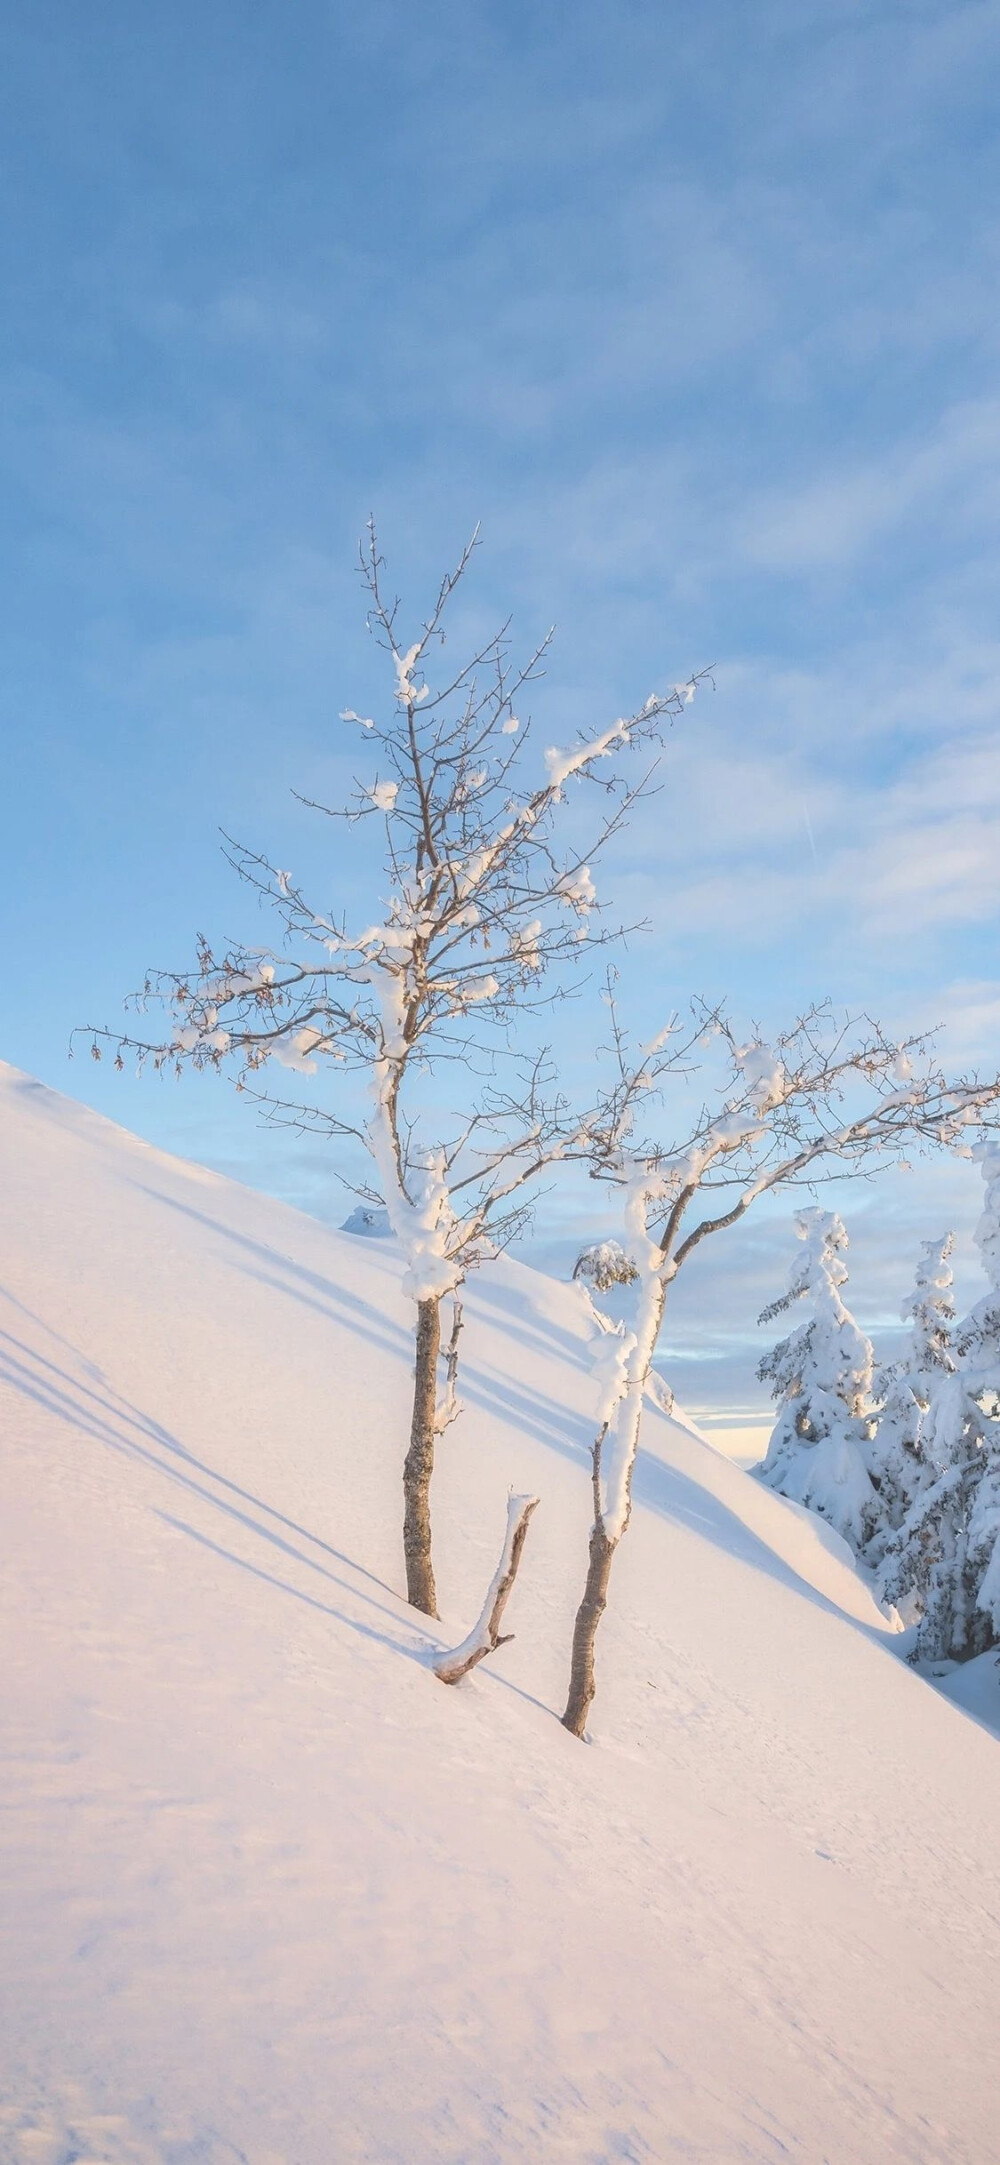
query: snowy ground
680 1415 772 1471
2 1062 999 2164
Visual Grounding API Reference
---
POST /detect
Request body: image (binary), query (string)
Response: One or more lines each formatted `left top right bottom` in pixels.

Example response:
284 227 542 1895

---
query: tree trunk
403 1295 441 1616
434 1494 539 1684
561 1518 617 1738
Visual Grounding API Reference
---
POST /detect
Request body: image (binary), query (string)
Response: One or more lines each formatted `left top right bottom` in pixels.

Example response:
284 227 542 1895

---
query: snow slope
2 1062 999 2165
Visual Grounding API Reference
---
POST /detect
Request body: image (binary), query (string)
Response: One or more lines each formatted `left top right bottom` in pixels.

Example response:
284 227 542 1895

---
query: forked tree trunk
434 1493 540 1684
561 1517 617 1738
563 1281 663 1736
403 1294 442 1616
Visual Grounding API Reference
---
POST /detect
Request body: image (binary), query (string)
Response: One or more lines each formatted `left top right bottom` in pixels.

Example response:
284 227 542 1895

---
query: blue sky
3 0 1000 1424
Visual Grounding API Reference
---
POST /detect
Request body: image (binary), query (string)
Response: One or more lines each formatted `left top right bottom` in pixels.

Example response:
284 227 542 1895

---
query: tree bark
561 1518 617 1738
434 1494 539 1684
403 1295 442 1616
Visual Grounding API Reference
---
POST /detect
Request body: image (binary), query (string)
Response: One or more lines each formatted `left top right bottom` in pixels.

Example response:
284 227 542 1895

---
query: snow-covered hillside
2 1063 999 2164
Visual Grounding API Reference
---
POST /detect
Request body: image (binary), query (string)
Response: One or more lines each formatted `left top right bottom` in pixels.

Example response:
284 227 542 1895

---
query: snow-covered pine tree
880 1149 1000 1660
755 1211 880 1551
960 1143 1000 1654
878 1372 993 1658
83 529 699 1619
866 1233 956 1563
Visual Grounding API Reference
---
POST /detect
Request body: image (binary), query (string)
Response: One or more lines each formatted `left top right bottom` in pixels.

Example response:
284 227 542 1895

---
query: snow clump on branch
393 642 431 707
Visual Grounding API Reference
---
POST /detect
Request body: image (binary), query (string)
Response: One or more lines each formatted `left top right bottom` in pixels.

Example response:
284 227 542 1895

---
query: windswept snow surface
2 1065 999 2164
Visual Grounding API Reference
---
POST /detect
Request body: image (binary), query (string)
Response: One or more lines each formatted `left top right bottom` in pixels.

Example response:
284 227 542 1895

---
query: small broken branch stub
434 1494 540 1685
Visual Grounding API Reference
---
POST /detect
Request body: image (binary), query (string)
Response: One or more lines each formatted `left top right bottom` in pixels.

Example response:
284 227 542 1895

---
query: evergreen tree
964 1142 1000 1648
755 1211 880 1551
879 1370 993 1658
880 1146 1000 1660
867 1234 956 1565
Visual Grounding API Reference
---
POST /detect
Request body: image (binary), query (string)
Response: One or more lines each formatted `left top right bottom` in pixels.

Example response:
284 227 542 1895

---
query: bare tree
562 994 1000 1737
81 530 699 1618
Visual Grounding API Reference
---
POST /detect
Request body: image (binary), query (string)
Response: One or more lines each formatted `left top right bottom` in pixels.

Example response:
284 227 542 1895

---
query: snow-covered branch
562 994 1000 1737
433 1493 540 1684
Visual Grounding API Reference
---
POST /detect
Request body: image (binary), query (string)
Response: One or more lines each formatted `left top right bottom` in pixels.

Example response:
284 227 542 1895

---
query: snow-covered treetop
898 1234 956 1376
757 1209 873 1420
572 1239 639 1291
341 1203 393 1238
759 1207 849 1318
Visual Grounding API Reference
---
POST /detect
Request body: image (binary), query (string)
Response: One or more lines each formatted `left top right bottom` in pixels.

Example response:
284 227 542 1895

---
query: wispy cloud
4 0 1000 1419
739 397 1000 572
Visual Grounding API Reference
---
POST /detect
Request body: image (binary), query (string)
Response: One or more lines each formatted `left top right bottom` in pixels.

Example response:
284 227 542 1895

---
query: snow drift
2 1062 999 2163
